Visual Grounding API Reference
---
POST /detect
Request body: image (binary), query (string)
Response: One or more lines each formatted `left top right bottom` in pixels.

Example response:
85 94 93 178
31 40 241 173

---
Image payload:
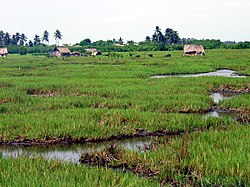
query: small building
71 52 81 56
51 46 71 57
85 48 98 53
85 48 102 56
92 51 102 56
183 45 205 56
0 48 8 57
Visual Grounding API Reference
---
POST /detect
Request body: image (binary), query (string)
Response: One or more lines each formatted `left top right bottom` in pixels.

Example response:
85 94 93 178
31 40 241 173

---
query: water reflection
0 138 151 163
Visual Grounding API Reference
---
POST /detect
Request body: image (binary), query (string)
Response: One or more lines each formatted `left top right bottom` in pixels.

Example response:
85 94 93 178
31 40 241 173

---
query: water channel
151 69 247 78
0 138 152 163
0 88 243 163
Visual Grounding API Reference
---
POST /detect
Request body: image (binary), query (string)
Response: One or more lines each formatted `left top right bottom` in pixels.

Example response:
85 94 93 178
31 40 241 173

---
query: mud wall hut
0 48 8 57
51 46 71 57
183 45 205 56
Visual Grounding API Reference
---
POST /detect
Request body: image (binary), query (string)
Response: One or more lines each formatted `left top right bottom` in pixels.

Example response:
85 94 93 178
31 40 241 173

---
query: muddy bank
213 85 250 94
80 144 159 178
0 129 184 146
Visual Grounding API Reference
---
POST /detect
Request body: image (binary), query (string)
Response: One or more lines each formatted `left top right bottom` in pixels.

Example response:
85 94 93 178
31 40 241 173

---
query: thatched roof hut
183 45 205 56
51 46 71 57
0 48 8 57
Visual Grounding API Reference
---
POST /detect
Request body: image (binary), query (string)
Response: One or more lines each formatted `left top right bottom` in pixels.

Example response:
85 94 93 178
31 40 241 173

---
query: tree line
1 26 250 55
0 30 62 47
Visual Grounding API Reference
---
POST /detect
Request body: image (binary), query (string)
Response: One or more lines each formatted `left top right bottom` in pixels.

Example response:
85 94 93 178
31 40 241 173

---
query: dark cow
148 54 153 57
164 54 172 57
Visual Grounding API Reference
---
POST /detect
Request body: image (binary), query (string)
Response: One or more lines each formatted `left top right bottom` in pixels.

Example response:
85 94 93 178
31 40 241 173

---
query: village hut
85 48 98 53
183 45 205 56
85 48 102 56
71 52 81 56
92 51 102 56
0 48 8 57
51 46 71 57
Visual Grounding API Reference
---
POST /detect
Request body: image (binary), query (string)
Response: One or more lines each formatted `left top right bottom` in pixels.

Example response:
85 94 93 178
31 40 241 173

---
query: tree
15 33 21 45
19 34 27 46
42 30 49 45
33 35 41 46
79 38 91 46
164 28 181 45
4 32 11 46
152 26 165 43
127 40 135 45
0 30 5 46
117 37 123 45
28 40 34 47
11 34 18 45
54 29 62 46
145 36 151 42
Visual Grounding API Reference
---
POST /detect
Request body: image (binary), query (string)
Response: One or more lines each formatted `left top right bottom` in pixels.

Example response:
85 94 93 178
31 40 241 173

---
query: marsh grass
0 50 249 186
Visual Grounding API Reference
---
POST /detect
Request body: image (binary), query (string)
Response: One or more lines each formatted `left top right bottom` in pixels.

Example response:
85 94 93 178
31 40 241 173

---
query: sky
1 0 250 44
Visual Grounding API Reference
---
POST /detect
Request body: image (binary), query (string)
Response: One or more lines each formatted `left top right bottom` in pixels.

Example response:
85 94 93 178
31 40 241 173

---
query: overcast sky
1 0 250 44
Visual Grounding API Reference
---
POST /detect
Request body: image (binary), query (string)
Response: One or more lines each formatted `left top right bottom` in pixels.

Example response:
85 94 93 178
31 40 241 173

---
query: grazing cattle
164 54 172 57
148 54 153 57
135 55 140 57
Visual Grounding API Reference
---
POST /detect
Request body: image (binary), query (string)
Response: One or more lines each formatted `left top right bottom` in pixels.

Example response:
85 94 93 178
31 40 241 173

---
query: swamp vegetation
0 49 249 186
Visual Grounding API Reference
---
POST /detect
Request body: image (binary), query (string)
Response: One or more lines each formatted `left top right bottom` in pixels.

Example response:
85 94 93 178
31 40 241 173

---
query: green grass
0 49 249 186
0 157 159 187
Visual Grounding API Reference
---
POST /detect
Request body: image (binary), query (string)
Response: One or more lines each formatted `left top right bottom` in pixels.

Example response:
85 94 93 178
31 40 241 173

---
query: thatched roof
184 45 205 54
0 48 8 55
53 46 71 54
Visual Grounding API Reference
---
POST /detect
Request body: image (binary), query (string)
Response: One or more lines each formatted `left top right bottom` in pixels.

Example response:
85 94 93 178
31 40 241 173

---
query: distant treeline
5 40 250 55
1 28 250 55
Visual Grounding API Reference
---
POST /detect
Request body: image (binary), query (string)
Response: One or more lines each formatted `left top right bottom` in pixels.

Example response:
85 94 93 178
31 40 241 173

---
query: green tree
19 34 27 46
28 40 34 47
152 26 165 43
164 28 181 45
54 29 62 46
42 30 50 45
145 36 151 42
33 35 41 46
117 37 123 45
0 30 5 46
79 38 91 46
4 32 11 46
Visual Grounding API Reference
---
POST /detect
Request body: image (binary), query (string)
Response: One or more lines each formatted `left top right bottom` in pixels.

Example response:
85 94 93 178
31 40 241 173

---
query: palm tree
19 34 27 46
54 29 62 46
0 30 5 46
42 30 49 45
15 32 21 45
33 35 41 46
152 26 165 43
117 37 123 45
4 32 11 46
